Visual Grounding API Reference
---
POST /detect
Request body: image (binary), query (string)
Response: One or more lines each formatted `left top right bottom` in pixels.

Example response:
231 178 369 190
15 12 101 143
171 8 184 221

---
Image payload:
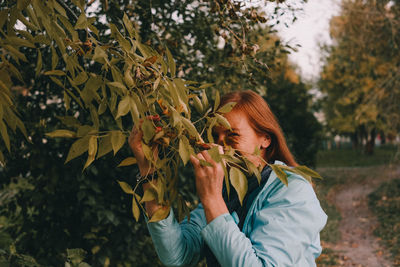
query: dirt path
323 165 400 267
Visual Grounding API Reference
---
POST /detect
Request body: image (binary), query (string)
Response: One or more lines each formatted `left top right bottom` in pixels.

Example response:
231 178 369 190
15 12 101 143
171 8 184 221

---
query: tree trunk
365 128 376 155
351 132 359 149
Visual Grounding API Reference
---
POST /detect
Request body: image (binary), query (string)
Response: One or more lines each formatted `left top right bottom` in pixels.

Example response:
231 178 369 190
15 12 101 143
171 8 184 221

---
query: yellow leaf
83 136 97 169
218 102 236 114
149 206 170 222
46 129 76 138
166 47 176 77
132 196 140 222
117 157 137 167
293 165 322 179
0 121 10 152
215 113 231 130
117 180 133 194
44 70 66 76
65 136 90 163
140 188 157 203
178 136 190 165
270 164 288 186
111 131 126 155
74 12 87 29
229 167 248 205
97 134 112 159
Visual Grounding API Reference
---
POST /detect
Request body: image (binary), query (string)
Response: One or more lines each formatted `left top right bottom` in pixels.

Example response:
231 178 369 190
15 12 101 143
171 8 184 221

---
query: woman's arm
200 174 327 267
146 205 207 266
129 126 205 266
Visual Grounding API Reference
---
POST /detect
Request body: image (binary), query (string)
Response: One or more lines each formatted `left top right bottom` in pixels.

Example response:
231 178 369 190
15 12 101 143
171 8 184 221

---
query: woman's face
213 109 271 167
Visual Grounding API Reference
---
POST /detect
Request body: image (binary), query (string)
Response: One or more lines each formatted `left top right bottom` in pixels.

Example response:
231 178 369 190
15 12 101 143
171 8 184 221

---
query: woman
129 90 327 266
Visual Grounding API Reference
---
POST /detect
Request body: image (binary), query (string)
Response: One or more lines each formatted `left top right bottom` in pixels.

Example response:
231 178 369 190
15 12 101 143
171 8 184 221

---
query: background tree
0 0 320 266
319 0 400 154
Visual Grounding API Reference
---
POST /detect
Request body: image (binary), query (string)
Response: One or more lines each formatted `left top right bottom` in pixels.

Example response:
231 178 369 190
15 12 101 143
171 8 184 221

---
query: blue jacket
147 161 327 266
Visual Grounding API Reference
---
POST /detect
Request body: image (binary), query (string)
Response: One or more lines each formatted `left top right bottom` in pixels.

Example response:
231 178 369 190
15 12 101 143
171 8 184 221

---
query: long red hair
220 90 298 167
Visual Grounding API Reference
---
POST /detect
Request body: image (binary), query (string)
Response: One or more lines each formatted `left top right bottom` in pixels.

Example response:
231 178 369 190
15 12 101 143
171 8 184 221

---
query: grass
316 144 399 167
368 178 400 266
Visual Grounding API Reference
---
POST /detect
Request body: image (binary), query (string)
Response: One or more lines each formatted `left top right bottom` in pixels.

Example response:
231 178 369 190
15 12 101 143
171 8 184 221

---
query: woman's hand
128 123 157 176
129 122 161 217
190 147 228 223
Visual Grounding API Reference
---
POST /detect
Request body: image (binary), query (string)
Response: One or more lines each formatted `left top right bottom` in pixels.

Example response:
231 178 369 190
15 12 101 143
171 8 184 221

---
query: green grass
368 179 400 266
316 145 399 167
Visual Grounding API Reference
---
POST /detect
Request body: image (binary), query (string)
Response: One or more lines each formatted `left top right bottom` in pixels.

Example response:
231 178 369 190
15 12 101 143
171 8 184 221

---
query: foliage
319 0 400 154
369 178 400 266
0 0 321 265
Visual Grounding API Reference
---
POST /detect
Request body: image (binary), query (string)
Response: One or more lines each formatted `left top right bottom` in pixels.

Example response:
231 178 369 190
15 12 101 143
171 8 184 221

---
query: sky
273 0 341 80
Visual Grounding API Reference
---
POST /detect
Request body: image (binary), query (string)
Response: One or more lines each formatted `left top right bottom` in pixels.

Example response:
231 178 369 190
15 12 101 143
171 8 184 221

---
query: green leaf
74 71 88 86
214 90 220 111
77 125 96 137
107 82 127 92
215 113 231 129
149 206 170 222
229 167 248 205
116 96 130 118
53 0 67 17
4 45 28 62
178 136 191 165
270 164 288 186
123 13 135 38
293 166 322 179
181 118 199 140
141 142 153 162
111 131 126 155
201 90 209 110
208 146 222 163
74 12 87 29
117 157 137 167
117 180 133 194
7 36 35 48
92 46 108 64
222 162 230 198
166 47 176 77
193 95 203 114
141 119 155 144
83 135 97 169
44 70 66 76
129 94 141 125
46 129 76 138
65 136 90 163
51 46 59 69
199 83 214 89
97 134 112 159
35 50 42 77
56 116 81 128
218 102 236 113
0 121 10 152
132 196 140 222
140 188 158 203
207 117 217 143
199 159 213 167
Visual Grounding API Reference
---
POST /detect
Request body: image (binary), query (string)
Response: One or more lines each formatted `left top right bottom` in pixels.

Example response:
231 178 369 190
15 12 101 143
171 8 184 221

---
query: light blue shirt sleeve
146 204 207 266
201 175 327 266
146 172 327 267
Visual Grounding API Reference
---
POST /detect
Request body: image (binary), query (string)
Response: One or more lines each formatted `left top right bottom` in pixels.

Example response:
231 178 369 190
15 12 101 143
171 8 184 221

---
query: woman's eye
225 133 239 145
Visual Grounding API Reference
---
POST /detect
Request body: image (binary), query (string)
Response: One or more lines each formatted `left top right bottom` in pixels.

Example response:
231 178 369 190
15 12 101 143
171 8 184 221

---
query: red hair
220 90 298 167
